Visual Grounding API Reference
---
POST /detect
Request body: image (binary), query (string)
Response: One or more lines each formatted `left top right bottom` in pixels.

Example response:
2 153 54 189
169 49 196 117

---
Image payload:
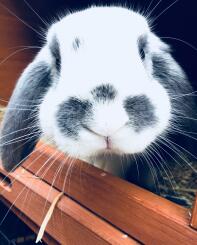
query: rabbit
0 6 196 186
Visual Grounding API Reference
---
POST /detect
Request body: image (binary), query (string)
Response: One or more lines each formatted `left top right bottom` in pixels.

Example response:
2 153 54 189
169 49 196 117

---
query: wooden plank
0 164 138 245
21 142 197 245
0 198 59 245
190 195 197 229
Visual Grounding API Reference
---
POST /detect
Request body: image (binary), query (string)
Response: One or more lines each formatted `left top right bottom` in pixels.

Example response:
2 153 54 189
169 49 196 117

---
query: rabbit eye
73 37 81 50
50 36 61 73
138 35 147 61
140 48 145 60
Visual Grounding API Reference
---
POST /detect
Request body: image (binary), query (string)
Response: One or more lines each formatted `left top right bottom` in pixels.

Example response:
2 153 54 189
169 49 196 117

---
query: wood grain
0 198 59 245
19 142 197 245
0 164 138 245
190 195 197 229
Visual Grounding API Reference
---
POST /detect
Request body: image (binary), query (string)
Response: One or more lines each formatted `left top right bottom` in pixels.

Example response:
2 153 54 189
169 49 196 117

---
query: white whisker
23 0 48 26
0 2 44 38
0 47 41 67
146 0 163 18
152 0 180 21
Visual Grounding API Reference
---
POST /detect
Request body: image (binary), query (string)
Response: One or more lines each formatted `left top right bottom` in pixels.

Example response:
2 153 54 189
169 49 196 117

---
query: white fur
39 7 172 176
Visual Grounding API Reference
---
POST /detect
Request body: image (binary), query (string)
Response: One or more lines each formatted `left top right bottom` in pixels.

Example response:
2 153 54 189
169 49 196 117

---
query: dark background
29 0 197 89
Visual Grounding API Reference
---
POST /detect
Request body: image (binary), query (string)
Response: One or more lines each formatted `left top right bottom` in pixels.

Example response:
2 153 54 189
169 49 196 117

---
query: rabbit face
1 6 192 172
39 7 171 161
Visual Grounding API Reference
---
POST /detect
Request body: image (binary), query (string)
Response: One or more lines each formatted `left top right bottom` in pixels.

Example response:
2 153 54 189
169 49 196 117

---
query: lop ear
0 46 54 171
151 37 197 159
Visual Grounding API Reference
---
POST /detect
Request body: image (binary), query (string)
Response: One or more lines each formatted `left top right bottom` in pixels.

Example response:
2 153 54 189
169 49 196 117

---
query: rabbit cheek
56 97 93 139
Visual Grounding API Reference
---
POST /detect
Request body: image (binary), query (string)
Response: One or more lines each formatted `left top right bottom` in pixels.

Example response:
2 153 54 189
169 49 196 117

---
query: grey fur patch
124 95 157 131
0 61 52 171
91 84 117 102
152 54 193 116
57 97 93 138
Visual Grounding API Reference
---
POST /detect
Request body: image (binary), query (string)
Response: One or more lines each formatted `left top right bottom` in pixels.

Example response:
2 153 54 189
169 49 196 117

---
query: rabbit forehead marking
91 84 117 102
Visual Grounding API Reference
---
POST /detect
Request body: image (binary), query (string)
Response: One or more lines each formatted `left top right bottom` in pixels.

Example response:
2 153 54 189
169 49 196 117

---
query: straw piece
36 192 64 243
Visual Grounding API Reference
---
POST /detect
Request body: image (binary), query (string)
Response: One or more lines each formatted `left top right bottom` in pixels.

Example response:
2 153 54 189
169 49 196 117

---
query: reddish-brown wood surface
0 0 76 104
19 142 196 245
0 164 138 245
0 198 59 245
0 0 39 105
191 195 197 229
